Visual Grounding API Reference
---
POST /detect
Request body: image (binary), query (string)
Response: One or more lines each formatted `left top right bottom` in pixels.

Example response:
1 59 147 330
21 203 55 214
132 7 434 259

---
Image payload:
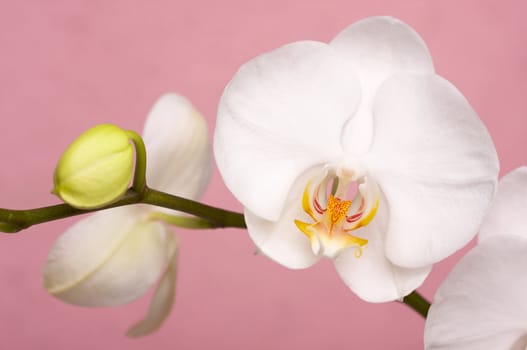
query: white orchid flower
43 93 212 336
214 16 499 302
425 167 527 350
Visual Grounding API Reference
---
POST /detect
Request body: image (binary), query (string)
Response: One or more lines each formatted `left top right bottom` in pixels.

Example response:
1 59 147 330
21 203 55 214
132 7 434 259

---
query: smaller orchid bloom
425 167 527 350
214 16 499 302
43 93 211 336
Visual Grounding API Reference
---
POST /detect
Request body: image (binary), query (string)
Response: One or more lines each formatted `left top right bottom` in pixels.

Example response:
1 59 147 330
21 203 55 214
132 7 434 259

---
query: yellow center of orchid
294 167 380 259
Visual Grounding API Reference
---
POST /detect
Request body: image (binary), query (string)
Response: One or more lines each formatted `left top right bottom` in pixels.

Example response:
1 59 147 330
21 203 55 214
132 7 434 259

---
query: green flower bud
53 124 134 209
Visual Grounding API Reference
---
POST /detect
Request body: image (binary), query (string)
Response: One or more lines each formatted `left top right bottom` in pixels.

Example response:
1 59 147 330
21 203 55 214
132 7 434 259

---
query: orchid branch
402 291 430 318
125 130 147 193
0 189 432 319
0 187 430 317
0 186 246 233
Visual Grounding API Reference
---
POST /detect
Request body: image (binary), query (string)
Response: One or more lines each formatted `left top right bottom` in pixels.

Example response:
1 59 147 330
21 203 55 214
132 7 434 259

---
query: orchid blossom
425 167 527 350
43 93 212 336
214 16 499 302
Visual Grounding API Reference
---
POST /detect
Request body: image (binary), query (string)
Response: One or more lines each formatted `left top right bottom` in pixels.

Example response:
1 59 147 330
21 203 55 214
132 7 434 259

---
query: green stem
125 130 147 193
0 187 246 233
147 212 216 229
402 291 430 318
0 222 20 233
142 188 246 228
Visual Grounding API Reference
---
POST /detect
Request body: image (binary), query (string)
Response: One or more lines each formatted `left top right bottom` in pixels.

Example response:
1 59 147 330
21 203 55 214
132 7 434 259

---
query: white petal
366 73 498 268
334 195 431 302
43 207 171 306
479 167 527 242
424 236 527 349
143 93 212 200
331 17 434 88
244 167 322 269
127 234 179 337
331 16 434 154
426 333 527 350
214 41 360 221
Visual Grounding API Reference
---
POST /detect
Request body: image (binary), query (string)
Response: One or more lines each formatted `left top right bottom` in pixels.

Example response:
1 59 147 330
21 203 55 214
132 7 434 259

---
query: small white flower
425 167 527 350
214 16 499 302
43 93 212 336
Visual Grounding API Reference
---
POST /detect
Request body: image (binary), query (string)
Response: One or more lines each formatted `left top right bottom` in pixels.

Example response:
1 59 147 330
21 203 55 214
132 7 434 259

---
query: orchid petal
127 234 179 337
479 166 527 242
43 207 171 307
214 41 360 220
244 167 323 269
424 236 527 349
331 16 434 90
334 196 431 302
426 333 527 350
143 93 212 200
367 73 498 268
331 16 434 154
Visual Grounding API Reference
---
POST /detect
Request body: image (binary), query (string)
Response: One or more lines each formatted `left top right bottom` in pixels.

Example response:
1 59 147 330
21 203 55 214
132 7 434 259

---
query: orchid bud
53 124 134 209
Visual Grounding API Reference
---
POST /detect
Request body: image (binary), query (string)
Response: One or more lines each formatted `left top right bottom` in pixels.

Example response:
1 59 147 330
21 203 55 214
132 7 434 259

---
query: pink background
0 1 526 349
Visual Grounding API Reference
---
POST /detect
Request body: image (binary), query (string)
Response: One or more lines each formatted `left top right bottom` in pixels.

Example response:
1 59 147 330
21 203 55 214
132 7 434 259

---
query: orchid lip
294 166 379 259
